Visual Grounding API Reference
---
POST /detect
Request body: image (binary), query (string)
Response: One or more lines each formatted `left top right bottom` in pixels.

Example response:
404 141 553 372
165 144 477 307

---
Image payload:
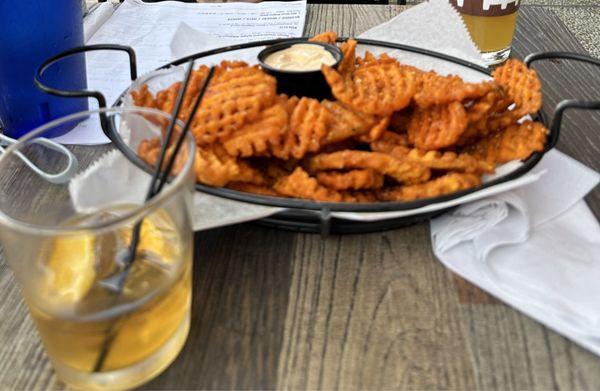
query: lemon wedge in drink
121 212 177 265
43 234 97 305
41 209 177 307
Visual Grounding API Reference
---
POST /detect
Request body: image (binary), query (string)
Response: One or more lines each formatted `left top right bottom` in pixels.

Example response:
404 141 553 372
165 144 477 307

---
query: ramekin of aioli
258 40 343 100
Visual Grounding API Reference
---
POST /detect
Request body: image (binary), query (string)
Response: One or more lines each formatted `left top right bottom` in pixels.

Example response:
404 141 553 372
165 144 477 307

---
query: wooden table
1 4 599 390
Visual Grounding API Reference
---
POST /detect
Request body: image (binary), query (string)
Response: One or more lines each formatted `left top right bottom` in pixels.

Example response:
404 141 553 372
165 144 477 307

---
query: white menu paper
53 0 307 145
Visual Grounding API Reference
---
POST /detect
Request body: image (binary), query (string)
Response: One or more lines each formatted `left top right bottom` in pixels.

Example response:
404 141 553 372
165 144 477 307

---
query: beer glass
451 0 521 65
0 108 196 390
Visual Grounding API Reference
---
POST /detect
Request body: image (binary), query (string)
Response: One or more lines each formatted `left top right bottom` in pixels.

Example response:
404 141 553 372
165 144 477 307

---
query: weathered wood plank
277 225 477 390
462 305 600 390
304 4 408 37
454 275 500 305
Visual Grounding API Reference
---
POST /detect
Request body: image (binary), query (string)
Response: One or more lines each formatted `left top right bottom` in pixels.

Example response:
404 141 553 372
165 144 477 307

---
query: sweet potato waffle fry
322 53 418 115
370 138 493 174
194 145 265 187
273 167 345 202
492 59 542 117
223 103 289 158
404 149 495 174
463 121 548 164
407 101 468 150
132 33 548 204
414 72 494 109
316 169 384 190
148 63 277 145
273 97 329 160
131 85 157 110
308 150 431 184
321 100 381 144
336 38 358 75
378 173 482 201
309 31 339 45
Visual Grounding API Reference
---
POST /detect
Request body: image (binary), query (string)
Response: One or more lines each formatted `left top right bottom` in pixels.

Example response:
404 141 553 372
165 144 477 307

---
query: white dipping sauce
264 44 337 71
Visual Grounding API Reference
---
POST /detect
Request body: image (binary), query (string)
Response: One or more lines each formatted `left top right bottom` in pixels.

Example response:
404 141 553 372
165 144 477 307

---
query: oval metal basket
35 39 600 234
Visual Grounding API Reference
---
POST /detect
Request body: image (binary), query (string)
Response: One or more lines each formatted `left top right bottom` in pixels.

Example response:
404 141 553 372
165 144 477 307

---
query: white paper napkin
431 150 600 355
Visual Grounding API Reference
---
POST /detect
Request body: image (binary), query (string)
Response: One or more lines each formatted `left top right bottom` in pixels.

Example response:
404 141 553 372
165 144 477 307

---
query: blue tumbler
0 0 88 138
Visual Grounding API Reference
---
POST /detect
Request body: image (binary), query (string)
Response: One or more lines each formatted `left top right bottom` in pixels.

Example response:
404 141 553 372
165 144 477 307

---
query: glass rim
0 106 196 236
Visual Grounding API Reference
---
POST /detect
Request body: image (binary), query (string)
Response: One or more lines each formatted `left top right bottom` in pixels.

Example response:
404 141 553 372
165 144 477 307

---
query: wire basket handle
524 51 600 151
34 44 138 139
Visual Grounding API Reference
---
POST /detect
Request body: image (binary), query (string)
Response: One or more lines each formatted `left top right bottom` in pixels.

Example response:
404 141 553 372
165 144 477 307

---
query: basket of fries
36 33 600 234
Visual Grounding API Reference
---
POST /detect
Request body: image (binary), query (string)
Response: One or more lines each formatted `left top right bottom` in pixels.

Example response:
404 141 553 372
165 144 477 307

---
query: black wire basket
35 38 600 234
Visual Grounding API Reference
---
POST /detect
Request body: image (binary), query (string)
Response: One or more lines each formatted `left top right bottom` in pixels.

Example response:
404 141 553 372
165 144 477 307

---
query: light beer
450 0 521 64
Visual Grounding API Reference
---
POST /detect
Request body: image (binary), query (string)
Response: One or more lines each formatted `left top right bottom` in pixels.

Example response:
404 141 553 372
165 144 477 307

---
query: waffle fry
465 85 510 124
178 66 212 115
463 121 548 164
136 62 277 145
195 145 265 187
372 130 410 148
155 82 179 109
414 72 495 109
273 167 344 202
370 137 493 174
337 39 358 75
406 149 494 174
322 54 418 115
346 191 378 203
138 138 162 167
492 59 542 116
316 169 384 190
356 51 378 66
322 100 380 144
355 116 391 143
137 137 191 175
378 173 481 201
195 64 277 144
369 131 410 156
407 101 468 150
133 34 549 204
356 52 399 68
274 167 377 202
309 31 338 44
131 84 158 110
277 94 300 116
223 103 289 157
308 150 431 184
272 97 329 159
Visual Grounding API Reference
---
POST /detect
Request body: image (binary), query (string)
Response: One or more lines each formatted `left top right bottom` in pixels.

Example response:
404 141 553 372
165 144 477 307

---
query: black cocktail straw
92 62 215 372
